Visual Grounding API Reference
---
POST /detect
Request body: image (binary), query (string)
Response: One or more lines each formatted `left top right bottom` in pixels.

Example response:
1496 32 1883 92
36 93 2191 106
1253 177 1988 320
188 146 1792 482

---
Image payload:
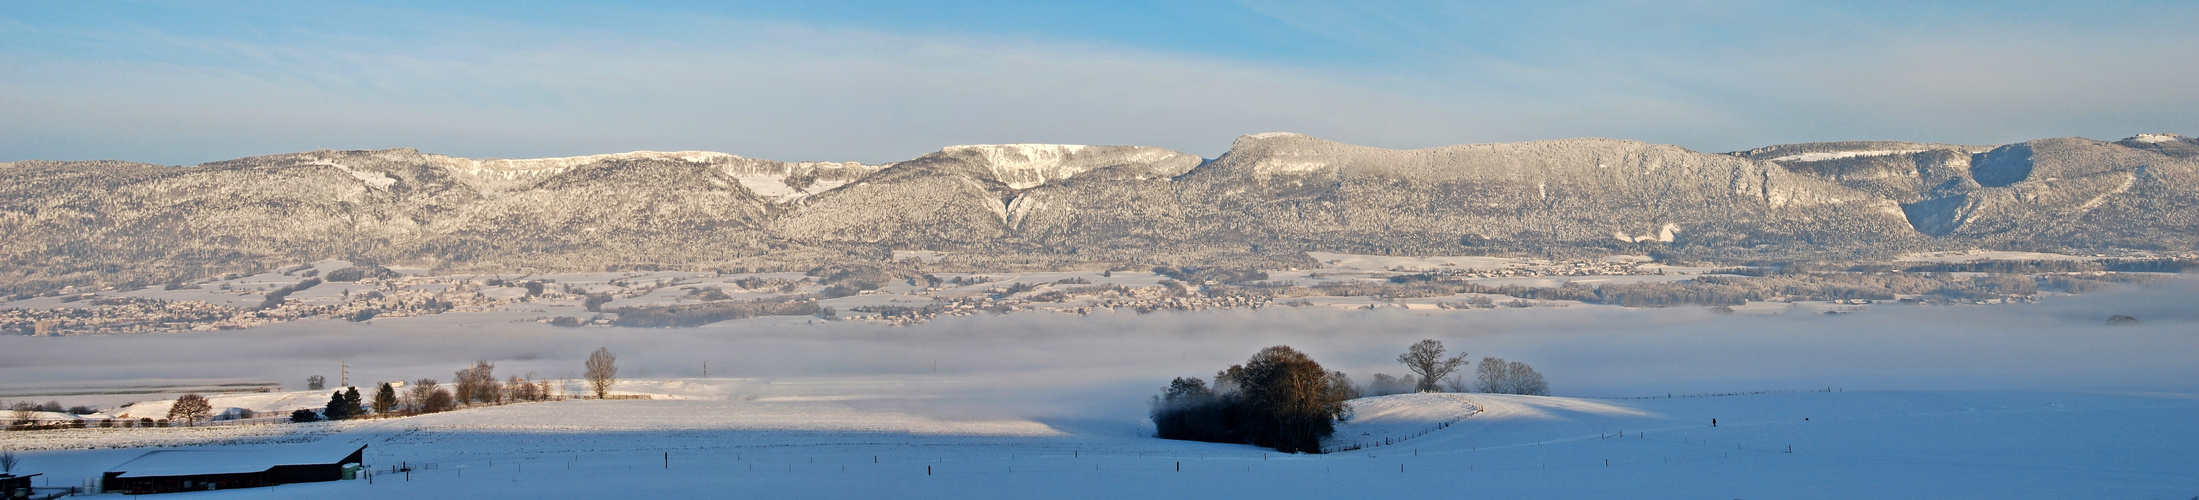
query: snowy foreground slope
13 390 2197 499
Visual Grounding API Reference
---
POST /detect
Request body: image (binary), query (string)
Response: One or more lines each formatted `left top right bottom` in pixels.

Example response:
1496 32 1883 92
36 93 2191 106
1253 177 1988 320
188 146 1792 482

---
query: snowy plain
4 278 2197 498
10 391 2195 499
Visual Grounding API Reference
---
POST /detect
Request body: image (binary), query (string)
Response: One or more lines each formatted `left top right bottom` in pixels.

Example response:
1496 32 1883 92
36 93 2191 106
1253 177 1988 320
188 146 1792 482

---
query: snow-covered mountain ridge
2 132 2195 290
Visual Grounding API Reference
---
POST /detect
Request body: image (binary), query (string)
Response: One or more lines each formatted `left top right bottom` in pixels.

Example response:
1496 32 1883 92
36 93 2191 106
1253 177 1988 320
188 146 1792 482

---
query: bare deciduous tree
167 394 213 425
1396 339 1468 393
1441 372 1473 393
307 375 325 390
424 388 454 413
0 448 18 475
453 360 498 405
1475 356 1551 396
406 378 439 414
7 402 33 425
585 347 619 399
1505 360 1550 396
1476 356 1506 393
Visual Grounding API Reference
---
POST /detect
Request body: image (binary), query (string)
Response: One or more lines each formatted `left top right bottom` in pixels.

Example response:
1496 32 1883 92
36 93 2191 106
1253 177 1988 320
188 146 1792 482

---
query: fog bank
4 278 2194 422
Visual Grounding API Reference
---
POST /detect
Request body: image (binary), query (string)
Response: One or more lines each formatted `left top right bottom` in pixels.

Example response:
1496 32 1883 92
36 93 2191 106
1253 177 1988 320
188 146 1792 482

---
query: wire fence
351 430 1815 485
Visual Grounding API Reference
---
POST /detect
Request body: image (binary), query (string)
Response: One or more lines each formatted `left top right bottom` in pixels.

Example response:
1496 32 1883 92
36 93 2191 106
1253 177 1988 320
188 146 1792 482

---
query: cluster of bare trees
1150 346 1357 453
447 360 560 407
1360 340 1548 396
1475 356 1550 396
1150 341 1550 453
297 349 617 421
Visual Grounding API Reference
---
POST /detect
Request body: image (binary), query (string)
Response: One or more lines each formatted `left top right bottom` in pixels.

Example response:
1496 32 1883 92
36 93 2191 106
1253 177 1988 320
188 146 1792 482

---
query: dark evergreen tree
372 383 399 414
342 387 366 416
322 391 351 420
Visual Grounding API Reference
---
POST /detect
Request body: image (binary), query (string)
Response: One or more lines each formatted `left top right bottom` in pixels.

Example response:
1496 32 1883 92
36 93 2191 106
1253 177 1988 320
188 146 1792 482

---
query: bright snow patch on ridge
306 160 399 189
1769 150 1926 162
942 144 1121 189
428 151 740 179
2127 133 2185 143
735 175 850 203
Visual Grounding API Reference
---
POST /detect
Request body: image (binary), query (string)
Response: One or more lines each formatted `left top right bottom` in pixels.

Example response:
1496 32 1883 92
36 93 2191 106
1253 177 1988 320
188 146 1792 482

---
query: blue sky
4 1 2195 164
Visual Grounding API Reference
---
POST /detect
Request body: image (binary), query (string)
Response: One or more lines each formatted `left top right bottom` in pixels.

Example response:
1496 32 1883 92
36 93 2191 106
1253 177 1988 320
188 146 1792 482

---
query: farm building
2 473 42 496
101 442 364 494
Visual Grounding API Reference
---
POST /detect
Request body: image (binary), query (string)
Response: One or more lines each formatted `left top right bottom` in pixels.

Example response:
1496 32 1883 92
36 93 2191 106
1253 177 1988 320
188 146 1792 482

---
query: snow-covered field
5 277 2197 498
10 390 2195 498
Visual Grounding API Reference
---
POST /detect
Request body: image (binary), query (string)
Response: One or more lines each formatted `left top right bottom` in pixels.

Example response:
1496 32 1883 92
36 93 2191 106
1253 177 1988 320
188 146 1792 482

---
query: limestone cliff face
1146 133 1922 259
2 132 2194 291
1743 135 2199 248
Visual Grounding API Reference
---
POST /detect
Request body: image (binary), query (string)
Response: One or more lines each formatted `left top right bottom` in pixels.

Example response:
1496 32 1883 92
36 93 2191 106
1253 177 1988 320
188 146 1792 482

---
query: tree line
5 348 625 430
292 348 621 422
1149 346 1356 453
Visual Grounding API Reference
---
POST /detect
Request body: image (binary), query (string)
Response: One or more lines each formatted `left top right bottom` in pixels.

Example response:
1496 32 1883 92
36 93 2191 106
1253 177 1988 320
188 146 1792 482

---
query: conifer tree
372 383 398 415
323 391 351 420
343 387 365 416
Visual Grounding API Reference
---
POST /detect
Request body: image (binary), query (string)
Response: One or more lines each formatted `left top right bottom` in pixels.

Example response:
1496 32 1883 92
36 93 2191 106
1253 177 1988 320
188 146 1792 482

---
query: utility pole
703 362 708 377
341 361 348 387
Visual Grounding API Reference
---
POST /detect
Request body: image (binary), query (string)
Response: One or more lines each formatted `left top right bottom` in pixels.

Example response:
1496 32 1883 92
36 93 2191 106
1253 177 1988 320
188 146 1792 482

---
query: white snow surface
1769 149 1926 162
108 389 333 421
12 390 2197 498
2127 133 2184 143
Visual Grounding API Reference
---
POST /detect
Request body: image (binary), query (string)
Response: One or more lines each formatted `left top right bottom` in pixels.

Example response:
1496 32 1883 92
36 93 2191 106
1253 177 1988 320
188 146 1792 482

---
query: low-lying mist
5 278 2194 425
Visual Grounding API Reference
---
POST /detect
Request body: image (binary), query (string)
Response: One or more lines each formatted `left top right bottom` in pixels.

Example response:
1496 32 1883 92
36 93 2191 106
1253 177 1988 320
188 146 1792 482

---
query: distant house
102 443 365 494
